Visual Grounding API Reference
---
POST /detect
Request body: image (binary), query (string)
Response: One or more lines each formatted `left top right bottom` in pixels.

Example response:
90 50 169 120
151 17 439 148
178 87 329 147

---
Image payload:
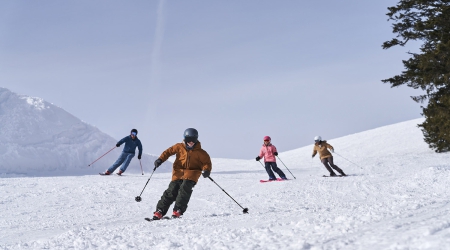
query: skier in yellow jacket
312 136 347 176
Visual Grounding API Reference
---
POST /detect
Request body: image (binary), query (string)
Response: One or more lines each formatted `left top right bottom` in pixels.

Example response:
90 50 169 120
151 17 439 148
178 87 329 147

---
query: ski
322 175 345 177
99 172 122 176
260 178 289 183
145 216 172 222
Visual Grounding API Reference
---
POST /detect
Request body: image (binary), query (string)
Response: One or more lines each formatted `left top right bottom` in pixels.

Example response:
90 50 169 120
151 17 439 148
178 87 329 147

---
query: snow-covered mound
213 118 431 174
0 87 170 176
2 118 450 249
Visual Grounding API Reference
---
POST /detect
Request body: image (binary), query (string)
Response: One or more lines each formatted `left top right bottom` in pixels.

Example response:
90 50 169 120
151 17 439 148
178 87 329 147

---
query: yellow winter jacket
312 141 334 160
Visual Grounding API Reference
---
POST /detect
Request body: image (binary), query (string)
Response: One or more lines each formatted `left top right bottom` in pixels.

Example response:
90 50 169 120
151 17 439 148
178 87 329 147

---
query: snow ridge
0 87 169 176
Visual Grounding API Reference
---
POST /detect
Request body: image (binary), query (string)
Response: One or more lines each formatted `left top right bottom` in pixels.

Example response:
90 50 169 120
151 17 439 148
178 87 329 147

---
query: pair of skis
145 216 178 222
259 178 289 183
260 174 348 182
99 172 122 176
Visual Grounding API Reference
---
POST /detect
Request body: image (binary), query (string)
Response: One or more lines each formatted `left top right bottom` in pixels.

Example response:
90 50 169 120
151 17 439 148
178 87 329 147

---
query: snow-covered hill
0 87 170 176
2 117 450 249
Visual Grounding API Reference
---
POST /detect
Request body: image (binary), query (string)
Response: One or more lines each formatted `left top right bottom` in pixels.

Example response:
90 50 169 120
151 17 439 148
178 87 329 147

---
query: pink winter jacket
259 144 277 162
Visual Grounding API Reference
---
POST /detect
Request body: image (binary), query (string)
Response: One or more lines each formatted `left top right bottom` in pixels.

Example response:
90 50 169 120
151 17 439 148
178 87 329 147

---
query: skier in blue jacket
103 129 143 176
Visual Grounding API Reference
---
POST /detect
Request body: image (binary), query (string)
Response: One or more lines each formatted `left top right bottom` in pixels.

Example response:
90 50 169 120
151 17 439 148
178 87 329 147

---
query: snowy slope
0 87 170 176
2 118 450 249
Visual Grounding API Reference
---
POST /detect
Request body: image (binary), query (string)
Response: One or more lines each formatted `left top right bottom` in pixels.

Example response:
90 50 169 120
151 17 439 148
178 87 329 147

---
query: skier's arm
117 136 128 146
312 148 317 157
201 151 212 172
200 151 212 178
137 141 143 159
259 147 265 158
158 143 179 162
272 145 278 156
326 143 334 152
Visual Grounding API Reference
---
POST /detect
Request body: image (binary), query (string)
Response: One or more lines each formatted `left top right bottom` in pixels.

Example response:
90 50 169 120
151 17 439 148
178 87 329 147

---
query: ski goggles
185 137 197 143
131 132 137 136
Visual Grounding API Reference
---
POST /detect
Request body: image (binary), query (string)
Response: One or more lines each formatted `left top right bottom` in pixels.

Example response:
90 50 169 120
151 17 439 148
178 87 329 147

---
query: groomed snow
2 118 450 249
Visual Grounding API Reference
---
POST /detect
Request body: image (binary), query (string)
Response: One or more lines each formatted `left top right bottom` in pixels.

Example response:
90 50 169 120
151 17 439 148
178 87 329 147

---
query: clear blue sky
0 0 424 159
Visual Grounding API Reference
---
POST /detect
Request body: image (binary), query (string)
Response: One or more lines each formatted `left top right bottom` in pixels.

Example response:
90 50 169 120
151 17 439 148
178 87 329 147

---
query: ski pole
333 152 363 169
276 156 296 179
135 168 156 202
258 160 265 169
88 146 116 167
208 176 249 214
139 159 144 175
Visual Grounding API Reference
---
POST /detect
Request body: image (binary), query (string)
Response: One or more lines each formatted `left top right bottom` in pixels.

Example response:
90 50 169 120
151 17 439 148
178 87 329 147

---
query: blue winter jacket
117 136 143 158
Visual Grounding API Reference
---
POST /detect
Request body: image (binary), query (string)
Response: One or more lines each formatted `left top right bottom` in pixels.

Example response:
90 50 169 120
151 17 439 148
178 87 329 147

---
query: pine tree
382 0 450 152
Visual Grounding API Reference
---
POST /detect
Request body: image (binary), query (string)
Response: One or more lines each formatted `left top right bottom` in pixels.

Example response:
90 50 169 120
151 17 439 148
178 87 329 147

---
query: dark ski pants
321 156 344 175
265 162 287 180
156 179 196 215
107 152 135 173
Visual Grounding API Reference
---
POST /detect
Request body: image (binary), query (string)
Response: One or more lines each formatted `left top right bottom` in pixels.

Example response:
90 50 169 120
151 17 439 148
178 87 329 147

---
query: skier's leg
173 180 196 214
156 180 182 215
270 162 287 179
119 153 135 173
264 162 277 180
321 158 337 175
328 156 346 175
107 152 126 173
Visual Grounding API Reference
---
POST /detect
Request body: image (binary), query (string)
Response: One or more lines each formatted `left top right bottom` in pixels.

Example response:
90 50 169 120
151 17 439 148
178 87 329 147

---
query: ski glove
330 149 334 153
274 152 278 156
137 154 141 160
116 143 120 147
202 170 210 178
154 159 163 171
255 156 261 161
312 155 315 159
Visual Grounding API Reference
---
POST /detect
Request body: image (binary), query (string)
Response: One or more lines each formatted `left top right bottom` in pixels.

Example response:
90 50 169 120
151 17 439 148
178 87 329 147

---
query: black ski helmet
183 128 198 143
131 129 138 135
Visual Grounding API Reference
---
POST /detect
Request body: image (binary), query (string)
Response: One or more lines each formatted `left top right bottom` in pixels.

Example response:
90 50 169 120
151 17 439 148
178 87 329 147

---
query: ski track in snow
1 119 450 249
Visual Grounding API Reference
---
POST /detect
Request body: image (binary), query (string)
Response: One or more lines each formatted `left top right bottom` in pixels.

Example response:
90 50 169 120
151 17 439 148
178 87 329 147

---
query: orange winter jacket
312 140 334 160
159 141 212 183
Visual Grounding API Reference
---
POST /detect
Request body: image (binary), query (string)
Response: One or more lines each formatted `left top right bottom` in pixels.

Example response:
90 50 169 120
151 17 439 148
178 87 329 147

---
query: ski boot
172 210 182 219
153 210 163 220
116 170 123 176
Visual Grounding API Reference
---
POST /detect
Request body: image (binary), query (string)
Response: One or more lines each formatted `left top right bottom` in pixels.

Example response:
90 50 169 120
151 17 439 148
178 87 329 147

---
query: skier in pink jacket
256 136 287 180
